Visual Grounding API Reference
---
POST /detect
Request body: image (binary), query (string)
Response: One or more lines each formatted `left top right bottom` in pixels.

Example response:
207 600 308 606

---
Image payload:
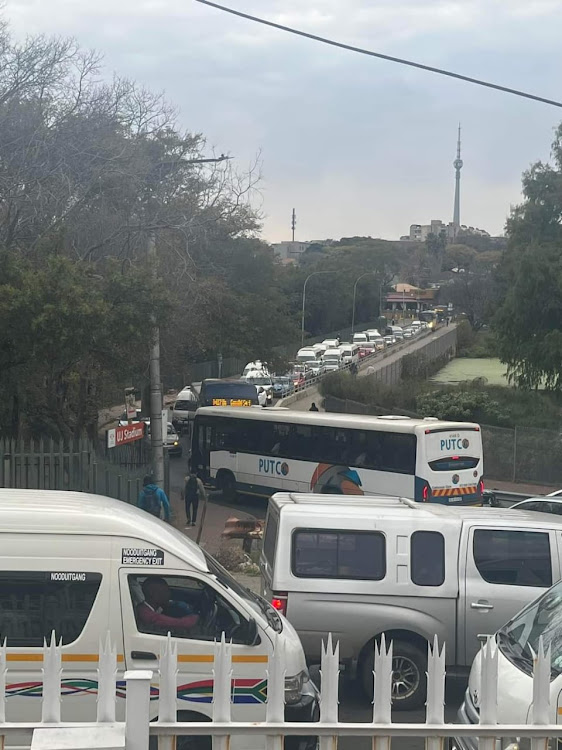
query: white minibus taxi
338 343 359 365
454 577 562 750
0 490 318 750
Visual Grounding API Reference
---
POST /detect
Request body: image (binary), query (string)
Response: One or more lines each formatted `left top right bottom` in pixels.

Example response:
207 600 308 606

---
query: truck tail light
478 478 485 495
422 483 431 502
271 592 288 616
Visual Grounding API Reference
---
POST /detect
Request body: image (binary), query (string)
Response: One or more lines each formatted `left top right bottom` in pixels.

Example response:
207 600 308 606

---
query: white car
244 371 274 403
511 497 562 515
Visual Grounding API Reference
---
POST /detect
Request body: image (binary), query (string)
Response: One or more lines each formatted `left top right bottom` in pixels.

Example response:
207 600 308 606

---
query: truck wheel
360 639 427 711
217 471 237 503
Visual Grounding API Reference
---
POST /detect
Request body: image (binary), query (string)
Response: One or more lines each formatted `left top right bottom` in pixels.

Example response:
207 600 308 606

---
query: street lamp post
301 271 332 348
351 272 377 333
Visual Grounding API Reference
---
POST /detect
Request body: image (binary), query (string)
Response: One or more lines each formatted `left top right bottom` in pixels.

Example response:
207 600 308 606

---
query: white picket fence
0 633 560 750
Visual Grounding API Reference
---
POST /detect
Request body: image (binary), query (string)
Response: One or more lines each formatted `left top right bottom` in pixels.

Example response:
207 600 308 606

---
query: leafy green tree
494 123 562 389
0 253 169 439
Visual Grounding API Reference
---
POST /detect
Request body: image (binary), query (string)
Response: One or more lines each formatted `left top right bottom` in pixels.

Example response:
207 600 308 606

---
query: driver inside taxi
137 576 200 632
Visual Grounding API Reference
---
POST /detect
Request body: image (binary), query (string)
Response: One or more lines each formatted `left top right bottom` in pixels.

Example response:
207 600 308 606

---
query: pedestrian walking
257 387 267 407
446 317 450 327
309 402 319 412
183 470 207 527
138 475 171 522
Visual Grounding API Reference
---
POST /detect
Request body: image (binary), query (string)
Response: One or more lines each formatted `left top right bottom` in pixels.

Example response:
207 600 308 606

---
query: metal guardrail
487 489 545 508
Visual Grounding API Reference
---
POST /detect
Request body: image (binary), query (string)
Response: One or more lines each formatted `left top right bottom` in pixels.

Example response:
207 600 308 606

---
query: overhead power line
195 0 562 108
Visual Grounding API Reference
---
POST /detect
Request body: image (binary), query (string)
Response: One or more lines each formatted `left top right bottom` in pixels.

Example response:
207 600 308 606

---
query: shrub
415 389 509 425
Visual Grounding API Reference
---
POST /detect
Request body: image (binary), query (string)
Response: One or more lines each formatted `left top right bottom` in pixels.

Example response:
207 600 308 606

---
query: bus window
381 433 416 474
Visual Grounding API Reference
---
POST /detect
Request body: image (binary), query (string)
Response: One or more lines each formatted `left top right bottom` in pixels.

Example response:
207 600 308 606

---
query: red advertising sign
107 422 145 449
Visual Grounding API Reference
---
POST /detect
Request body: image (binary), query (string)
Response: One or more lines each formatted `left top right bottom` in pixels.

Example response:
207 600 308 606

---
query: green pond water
431 358 509 386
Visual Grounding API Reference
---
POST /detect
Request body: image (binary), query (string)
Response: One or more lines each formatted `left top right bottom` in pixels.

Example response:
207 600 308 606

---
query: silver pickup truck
260 493 561 709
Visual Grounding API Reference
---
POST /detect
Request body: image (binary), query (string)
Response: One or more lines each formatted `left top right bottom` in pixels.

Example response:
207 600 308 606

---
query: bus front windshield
497 580 562 677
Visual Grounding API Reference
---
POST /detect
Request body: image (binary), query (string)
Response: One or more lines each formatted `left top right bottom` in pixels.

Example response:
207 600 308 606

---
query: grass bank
320 371 562 430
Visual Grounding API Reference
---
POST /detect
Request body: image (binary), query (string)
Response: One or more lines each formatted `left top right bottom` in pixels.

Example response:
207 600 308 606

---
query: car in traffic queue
261 495 562 712
0 490 319 750
321 338 340 349
244 371 275 405
403 327 414 339
144 420 183 457
172 386 199 434
383 334 396 347
291 362 314 381
454 578 562 750
272 376 295 399
296 348 324 377
358 341 376 358
510 497 562 515
321 348 343 372
352 332 368 345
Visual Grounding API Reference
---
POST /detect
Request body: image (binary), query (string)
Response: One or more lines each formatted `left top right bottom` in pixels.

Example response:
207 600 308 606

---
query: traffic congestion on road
147 317 562 749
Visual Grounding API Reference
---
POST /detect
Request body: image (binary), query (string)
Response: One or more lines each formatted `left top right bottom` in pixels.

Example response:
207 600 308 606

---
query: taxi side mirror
246 617 259 646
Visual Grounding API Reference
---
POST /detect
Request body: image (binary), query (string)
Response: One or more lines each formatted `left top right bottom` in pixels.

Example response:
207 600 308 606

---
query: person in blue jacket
138 475 171 522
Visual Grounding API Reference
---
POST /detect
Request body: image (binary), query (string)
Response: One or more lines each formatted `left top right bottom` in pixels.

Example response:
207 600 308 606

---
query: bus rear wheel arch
216 469 237 503
358 631 428 711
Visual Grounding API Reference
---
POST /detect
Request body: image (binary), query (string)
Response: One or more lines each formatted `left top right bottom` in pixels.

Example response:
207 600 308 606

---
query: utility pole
291 208 296 243
147 232 164 488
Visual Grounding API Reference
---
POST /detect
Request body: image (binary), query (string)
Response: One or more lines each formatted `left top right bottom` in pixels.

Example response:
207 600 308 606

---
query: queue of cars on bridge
238 321 430 401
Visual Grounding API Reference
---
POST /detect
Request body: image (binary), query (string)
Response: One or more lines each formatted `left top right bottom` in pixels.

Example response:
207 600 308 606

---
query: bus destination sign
212 398 253 407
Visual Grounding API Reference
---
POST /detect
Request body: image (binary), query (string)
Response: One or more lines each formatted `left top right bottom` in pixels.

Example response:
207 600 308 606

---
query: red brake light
478 479 485 494
422 484 431 502
452 456 459 460
271 593 288 616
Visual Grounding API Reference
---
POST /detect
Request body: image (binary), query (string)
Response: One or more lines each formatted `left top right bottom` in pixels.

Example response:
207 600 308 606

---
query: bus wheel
217 471 237 503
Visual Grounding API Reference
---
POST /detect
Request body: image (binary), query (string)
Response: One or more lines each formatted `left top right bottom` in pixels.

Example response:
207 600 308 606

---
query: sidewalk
167 487 262 556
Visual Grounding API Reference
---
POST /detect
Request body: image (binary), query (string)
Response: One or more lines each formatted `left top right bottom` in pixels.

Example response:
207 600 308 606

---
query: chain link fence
325 397 562 486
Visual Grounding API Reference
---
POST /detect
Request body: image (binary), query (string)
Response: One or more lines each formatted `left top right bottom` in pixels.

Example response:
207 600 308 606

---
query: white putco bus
191 407 485 505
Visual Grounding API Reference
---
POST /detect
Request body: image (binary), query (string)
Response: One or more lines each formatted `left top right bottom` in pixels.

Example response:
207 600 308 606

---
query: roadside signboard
107 422 145 449
125 387 137 421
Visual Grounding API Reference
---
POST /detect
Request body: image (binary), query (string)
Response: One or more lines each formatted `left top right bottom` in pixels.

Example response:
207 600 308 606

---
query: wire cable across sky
195 0 562 109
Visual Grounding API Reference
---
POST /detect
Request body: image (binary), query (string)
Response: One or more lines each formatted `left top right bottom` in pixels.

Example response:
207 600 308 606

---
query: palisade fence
0 436 168 504
1 633 560 750
324 396 562 487
181 318 386 385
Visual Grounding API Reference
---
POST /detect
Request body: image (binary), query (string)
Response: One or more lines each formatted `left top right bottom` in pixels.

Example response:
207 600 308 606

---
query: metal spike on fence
531 636 551 750
425 636 445 750
0 638 6 724
159 634 178 723
266 632 285 750
373 635 392 750
478 636 498 750
158 634 177 750
373 635 392 724
97 633 117 723
479 636 498 726
41 632 62 723
212 633 232 723
212 633 232 750
319 634 339 750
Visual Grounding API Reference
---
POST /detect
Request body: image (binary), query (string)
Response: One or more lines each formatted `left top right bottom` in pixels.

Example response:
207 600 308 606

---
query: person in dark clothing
183 471 207 527
309 402 319 412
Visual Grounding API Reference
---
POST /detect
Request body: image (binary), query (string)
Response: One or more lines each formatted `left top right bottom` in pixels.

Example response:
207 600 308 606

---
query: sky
5 0 562 242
